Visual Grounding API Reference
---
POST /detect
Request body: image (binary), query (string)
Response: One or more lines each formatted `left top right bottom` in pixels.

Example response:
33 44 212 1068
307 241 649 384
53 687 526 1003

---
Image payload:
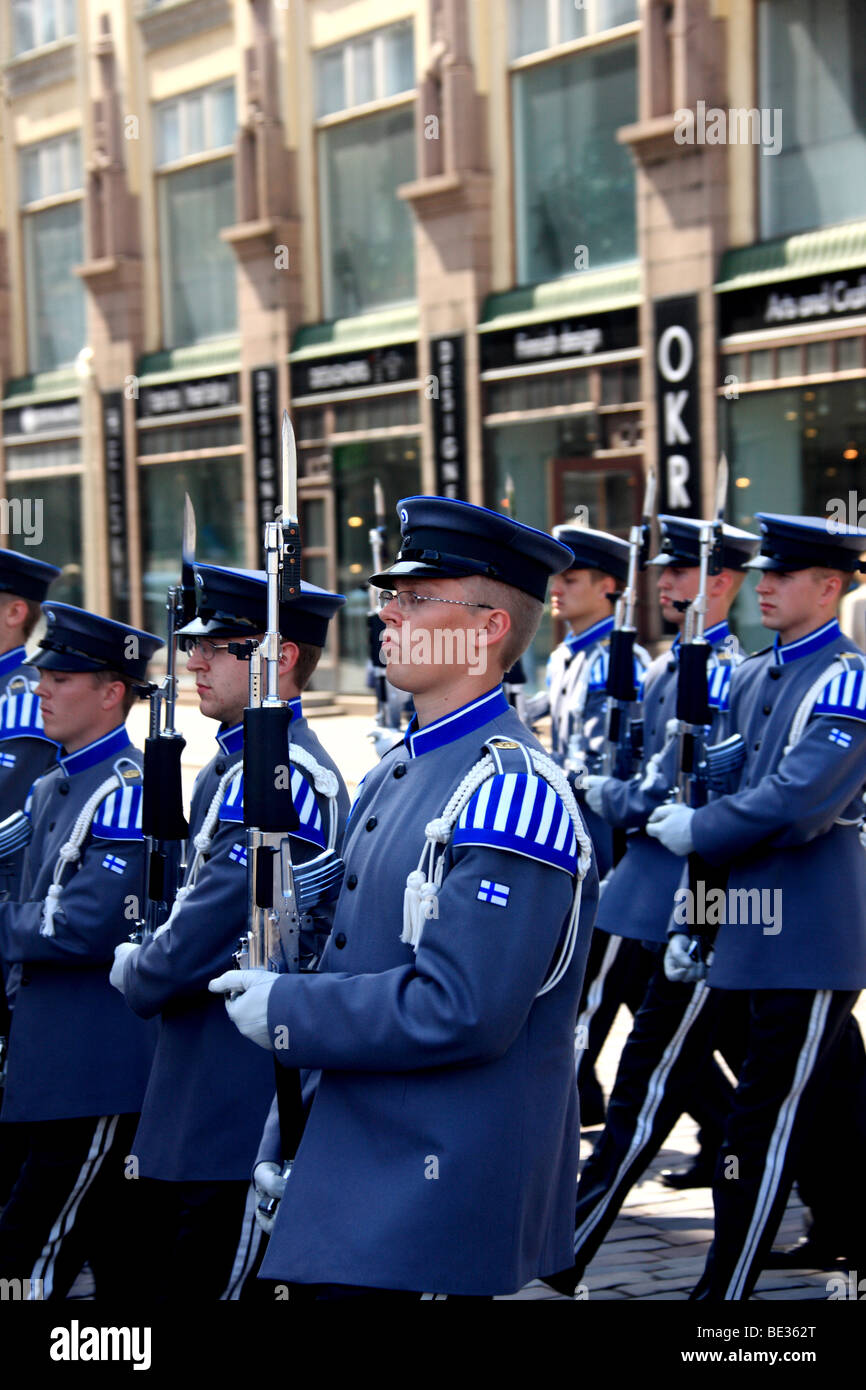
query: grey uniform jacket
691 620 866 990
0 724 155 1121
0 646 58 901
123 705 349 1182
596 621 739 943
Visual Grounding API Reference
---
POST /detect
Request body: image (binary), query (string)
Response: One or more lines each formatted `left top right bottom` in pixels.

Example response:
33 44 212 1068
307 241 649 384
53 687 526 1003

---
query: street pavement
83 700 858 1302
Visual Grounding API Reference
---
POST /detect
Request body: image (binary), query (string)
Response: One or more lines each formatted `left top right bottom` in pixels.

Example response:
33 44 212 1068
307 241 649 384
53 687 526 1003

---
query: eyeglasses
178 636 234 660
376 590 494 614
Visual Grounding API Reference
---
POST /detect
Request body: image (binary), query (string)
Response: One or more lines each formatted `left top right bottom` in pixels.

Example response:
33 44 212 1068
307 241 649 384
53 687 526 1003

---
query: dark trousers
795 1012 866 1256
0 1112 143 1299
694 988 861 1300
136 1177 270 1301
569 970 725 1282
575 932 656 1121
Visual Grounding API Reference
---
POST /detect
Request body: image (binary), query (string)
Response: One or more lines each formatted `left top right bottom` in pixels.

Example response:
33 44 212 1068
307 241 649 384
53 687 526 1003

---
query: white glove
646 803 695 856
253 1161 288 1236
583 775 610 816
664 933 708 984
367 725 404 759
110 940 139 993
208 969 278 1050
152 920 171 941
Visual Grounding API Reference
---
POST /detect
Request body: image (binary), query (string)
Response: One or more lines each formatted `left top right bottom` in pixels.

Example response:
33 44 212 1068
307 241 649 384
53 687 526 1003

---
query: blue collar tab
773 619 840 666
565 615 615 656
60 724 131 775
406 687 509 759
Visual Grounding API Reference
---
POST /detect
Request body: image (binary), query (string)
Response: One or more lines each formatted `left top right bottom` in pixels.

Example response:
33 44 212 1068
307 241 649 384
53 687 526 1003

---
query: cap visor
33 649 104 673
367 559 477 587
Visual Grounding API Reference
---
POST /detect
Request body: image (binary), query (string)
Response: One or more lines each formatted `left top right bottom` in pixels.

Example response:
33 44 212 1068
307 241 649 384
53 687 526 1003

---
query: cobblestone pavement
105 702 860 1303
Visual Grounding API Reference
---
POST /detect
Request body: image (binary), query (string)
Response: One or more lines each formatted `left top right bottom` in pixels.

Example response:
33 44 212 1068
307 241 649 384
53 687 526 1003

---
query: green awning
1 367 81 408
479 265 641 333
137 336 241 384
290 305 419 361
716 221 866 293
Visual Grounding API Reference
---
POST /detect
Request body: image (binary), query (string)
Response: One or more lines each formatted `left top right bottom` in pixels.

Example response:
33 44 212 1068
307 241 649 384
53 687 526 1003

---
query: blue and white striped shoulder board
218 766 326 849
92 763 144 841
0 681 52 744
812 656 866 724
707 661 734 712
587 649 609 692
452 740 578 876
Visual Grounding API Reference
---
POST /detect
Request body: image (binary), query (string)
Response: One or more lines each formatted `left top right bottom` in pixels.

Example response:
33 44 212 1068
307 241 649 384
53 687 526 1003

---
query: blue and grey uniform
118 566 348 1300
0 647 58 899
247 496 597 1297
0 605 161 1299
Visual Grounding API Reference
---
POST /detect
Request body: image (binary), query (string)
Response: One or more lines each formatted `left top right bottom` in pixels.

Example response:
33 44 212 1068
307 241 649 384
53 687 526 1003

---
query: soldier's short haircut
290 640 323 692
0 593 42 642
459 575 544 672
90 668 140 718
811 567 851 603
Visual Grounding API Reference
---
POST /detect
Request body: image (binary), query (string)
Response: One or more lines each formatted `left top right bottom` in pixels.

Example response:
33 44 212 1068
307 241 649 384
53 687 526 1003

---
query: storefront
479 272 644 681
716 228 866 649
289 312 422 692
0 387 85 606
134 354 245 639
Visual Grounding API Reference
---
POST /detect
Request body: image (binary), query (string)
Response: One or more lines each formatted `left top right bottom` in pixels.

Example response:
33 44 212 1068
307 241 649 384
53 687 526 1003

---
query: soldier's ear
278 640 300 673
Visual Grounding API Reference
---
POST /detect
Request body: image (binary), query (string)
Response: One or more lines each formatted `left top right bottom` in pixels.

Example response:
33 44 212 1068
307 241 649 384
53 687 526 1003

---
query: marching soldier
111 565 348 1300
0 604 162 1298
646 513 866 1299
0 550 61 1201
526 524 650 1126
574 517 756 1191
211 497 599 1298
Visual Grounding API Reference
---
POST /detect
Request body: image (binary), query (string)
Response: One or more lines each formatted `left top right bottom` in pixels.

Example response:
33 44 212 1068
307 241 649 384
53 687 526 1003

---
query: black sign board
719 268 866 339
654 295 702 518
251 366 279 541
102 392 130 624
136 373 240 419
290 342 418 398
431 336 467 501
3 397 81 438
479 307 639 373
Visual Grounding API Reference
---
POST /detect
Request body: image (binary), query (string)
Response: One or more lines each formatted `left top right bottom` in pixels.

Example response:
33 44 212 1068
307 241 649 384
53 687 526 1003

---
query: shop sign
654 295 702 517
431 336 467 501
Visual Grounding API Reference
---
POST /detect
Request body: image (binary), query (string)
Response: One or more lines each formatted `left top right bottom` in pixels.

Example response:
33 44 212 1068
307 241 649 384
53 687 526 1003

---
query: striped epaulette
218 766 326 849
813 662 866 724
707 662 733 712
452 770 578 875
587 650 609 693
91 782 144 841
0 684 53 744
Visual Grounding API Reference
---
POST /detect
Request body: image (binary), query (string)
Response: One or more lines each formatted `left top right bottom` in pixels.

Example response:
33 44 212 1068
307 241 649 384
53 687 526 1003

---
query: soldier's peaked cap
647 515 760 571
34 603 163 681
178 564 345 648
552 523 630 585
368 496 574 602
0 548 60 602
745 514 866 573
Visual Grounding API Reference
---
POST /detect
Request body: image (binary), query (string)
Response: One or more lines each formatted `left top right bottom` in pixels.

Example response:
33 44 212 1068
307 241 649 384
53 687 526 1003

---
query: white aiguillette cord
402 746 593 996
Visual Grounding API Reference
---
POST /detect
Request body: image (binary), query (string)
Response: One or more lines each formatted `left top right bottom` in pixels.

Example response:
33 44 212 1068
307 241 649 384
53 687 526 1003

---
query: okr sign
653 295 702 517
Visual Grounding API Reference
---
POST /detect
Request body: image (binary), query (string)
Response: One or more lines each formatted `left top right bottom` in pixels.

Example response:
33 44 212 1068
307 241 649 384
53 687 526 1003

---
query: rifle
500 476 529 720
130 496 194 941
670 453 730 968
601 467 656 862
234 409 306 1199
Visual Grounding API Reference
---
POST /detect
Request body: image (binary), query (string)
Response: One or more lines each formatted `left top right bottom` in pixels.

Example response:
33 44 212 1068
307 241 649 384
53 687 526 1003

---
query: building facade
0 0 863 687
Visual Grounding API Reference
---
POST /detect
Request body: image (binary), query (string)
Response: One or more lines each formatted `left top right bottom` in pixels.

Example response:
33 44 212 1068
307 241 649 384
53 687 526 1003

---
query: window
12 0 76 56
513 41 637 283
315 22 414 118
320 107 416 318
20 132 85 372
760 0 866 238
509 0 637 59
154 83 238 348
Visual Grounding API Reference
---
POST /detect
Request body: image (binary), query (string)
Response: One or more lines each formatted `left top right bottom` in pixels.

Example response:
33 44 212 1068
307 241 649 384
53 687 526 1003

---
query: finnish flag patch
828 727 853 749
102 854 127 875
229 842 247 867
0 751 15 768
477 879 510 908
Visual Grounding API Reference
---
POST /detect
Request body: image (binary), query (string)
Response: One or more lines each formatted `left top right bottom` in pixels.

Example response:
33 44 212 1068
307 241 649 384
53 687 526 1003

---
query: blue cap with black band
178 564 345 649
369 497 574 602
34 603 163 682
552 524 630 586
0 548 60 602
745 514 866 573
647 515 760 571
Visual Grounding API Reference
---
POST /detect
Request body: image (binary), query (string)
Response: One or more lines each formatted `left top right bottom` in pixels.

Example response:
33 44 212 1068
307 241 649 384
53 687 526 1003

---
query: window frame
314 21 415 121
508 0 639 63
19 130 85 373
11 0 77 57
153 82 238 349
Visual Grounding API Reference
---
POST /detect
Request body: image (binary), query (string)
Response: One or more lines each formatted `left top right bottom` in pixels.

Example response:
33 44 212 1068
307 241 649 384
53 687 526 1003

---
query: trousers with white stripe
135 1178 269 1301
693 987 860 1301
0 1113 143 1298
